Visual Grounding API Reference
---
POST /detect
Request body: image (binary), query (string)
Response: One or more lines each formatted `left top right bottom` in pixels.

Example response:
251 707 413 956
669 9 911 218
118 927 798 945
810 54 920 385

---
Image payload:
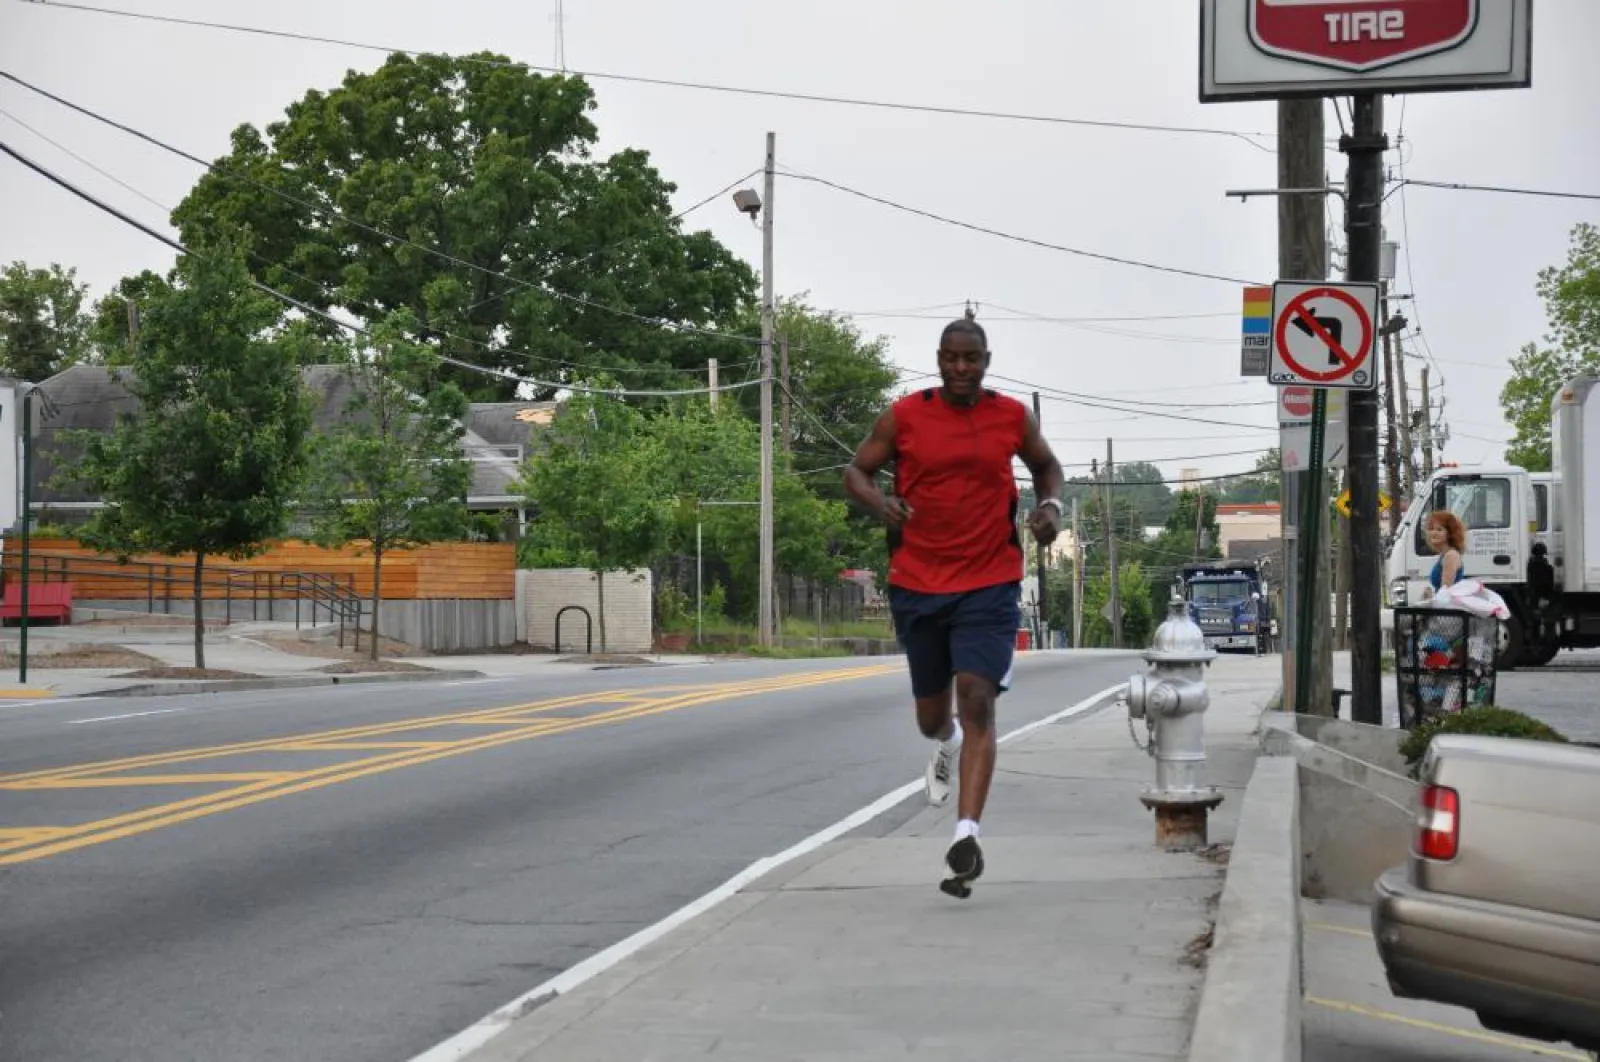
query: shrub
1399 706 1568 779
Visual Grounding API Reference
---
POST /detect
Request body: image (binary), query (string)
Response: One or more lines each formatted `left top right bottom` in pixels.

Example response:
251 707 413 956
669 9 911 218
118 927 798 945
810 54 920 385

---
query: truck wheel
1494 615 1524 672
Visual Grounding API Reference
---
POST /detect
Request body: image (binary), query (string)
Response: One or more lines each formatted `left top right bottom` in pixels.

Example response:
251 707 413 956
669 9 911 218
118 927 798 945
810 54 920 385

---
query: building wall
517 568 654 654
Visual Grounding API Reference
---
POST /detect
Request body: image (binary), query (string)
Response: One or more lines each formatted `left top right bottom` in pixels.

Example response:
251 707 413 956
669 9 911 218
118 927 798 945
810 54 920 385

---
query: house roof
32 364 533 509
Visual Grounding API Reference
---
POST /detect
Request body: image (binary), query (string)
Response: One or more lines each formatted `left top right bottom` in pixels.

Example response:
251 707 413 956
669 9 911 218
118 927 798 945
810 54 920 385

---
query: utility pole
1071 496 1083 649
1032 391 1047 645
1277 97 1333 717
18 385 32 683
1419 365 1435 479
1380 283 1403 536
1396 341 1416 499
779 336 792 454
1342 93 1387 726
1105 438 1120 648
707 358 719 409
757 132 776 648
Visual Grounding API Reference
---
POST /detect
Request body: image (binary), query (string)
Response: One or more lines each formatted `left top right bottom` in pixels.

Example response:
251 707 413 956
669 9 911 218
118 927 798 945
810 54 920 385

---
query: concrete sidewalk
430 654 1281 1062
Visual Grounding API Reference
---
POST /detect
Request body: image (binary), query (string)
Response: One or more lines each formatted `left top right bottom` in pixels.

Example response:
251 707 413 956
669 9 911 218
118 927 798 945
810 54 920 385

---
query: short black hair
940 318 987 348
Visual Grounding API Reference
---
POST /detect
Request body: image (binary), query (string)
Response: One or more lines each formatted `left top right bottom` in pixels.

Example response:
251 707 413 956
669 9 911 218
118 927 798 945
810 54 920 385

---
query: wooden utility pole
1395 340 1415 499
1381 282 1403 536
1105 438 1120 648
779 336 792 453
1032 391 1047 644
1277 97 1334 717
1420 365 1435 478
1071 496 1084 649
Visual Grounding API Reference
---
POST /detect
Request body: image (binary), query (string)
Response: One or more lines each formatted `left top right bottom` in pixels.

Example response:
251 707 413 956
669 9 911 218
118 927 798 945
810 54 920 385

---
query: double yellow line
0 663 898 865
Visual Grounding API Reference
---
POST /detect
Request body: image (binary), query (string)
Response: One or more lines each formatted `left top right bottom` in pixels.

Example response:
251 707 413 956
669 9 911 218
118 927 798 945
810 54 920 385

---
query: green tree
1218 449 1281 504
518 392 674 652
1501 222 1600 470
1081 560 1155 648
0 261 90 380
303 309 473 658
172 52 756 401
70 246 313 669
86 269 174 365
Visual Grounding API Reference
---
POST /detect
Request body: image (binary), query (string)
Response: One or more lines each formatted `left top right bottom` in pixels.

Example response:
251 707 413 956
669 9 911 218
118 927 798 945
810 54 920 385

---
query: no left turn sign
1268 280 1379 390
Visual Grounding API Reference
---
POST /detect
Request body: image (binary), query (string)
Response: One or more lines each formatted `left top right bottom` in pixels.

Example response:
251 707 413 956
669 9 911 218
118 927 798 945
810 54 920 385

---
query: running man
843 317 1064 898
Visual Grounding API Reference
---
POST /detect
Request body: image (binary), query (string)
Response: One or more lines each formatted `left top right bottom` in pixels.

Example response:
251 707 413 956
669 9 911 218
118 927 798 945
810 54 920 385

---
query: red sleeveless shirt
887 387 1027 594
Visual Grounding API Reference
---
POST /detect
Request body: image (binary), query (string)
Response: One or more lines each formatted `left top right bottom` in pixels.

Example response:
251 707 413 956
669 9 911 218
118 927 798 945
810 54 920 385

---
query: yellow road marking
0 688 54 699
3 772 297 789
1306 997 1591 1058
1307 920 1373 939
0 664 898 864
270 741 455 751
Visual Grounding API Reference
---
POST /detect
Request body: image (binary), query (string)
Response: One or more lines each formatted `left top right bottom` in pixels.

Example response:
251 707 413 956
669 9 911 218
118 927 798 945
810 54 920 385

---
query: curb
88 668 489 698
1187 754 1302 1062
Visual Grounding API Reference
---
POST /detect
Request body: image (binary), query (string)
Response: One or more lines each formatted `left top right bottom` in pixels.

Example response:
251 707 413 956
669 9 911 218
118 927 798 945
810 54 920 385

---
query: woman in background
1424 510 1467 597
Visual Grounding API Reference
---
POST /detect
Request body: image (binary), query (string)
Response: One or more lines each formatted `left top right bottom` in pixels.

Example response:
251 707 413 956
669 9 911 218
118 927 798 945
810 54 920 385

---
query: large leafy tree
0 261 91 380
518 392 674 652
70 246 313 669
171 52 756 401
1501 222 1600 470
303 309 473 658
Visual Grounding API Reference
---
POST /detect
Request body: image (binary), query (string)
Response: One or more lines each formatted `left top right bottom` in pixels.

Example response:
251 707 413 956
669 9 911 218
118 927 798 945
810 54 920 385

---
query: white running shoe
924 730 960 806
998 663 1013 694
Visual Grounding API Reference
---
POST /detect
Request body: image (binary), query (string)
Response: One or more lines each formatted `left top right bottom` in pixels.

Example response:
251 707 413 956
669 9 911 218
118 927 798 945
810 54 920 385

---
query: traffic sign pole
1294 388 1327 718
1342 94 1387 727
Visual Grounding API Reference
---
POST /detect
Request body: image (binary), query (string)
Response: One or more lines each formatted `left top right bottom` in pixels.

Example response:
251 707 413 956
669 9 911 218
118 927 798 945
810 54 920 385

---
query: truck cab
1182 561 1270 654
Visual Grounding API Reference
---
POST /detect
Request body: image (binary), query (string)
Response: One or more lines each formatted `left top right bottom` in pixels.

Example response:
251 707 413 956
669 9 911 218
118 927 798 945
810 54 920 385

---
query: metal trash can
1393 605 1501 728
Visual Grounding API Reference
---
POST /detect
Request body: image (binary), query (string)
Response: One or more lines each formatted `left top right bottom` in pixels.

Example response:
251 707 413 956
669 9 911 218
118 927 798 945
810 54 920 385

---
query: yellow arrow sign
1335 490 1391 518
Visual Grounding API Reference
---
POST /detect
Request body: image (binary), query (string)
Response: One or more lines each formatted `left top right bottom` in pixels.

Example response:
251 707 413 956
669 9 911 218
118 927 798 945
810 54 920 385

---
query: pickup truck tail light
1417 784 1460 861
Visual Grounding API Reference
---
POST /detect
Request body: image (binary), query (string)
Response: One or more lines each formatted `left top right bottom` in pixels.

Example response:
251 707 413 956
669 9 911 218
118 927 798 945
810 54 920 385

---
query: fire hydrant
1126 593 1224 850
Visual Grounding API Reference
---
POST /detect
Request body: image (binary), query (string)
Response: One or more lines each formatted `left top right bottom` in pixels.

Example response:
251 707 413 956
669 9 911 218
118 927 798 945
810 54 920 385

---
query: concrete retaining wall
1187 755 1301 1062
517 569 653 654
1259 712 1416 906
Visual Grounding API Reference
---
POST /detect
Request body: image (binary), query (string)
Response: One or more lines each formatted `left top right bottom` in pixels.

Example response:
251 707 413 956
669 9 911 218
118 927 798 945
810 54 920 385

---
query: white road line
405 679 1129 1062
65 707 190 726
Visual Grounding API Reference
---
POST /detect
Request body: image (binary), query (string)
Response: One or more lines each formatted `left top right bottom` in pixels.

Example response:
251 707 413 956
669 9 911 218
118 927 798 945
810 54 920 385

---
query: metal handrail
0 551 366 650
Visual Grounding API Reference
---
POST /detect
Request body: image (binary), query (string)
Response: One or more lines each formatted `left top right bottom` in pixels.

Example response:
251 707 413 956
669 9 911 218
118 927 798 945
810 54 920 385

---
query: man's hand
880 494 913 527
1026 501 1062 546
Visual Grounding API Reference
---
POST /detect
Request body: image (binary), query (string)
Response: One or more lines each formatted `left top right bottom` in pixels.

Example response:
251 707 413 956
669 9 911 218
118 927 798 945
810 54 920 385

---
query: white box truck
1385 375 1599 669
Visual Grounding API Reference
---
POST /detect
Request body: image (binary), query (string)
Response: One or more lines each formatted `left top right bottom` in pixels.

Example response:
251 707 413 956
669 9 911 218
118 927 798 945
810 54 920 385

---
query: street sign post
1200 0 1533 101
1269 280 1380 390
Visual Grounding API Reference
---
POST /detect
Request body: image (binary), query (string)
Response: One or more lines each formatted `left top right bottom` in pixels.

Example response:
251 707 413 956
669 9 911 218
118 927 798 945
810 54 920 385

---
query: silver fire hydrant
1125 593 1224 850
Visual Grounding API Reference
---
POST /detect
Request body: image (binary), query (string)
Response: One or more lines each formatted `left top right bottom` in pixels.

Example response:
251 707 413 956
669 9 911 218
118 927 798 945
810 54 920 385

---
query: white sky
1 0 1596 486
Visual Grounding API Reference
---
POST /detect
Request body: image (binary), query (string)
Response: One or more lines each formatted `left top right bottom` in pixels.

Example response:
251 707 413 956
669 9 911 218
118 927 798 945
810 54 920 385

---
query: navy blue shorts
889 581 1021 700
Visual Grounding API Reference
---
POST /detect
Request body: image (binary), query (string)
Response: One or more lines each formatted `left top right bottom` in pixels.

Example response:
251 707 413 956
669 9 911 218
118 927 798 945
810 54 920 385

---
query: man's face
937 332 988 398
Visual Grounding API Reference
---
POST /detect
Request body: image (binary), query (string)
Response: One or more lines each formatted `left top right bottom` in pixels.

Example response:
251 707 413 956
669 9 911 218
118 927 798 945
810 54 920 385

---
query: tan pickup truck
1372 734 1600 1058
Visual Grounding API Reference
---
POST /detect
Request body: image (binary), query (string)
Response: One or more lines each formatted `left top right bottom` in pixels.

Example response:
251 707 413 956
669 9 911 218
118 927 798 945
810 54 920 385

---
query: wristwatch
1038 498 1064 516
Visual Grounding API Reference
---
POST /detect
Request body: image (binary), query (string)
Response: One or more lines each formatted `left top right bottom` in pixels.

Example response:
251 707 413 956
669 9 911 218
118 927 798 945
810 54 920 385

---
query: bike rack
554 604 592 655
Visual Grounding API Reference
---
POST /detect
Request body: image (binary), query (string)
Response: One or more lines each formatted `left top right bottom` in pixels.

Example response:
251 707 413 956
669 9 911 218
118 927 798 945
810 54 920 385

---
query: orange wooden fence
2 539 516 600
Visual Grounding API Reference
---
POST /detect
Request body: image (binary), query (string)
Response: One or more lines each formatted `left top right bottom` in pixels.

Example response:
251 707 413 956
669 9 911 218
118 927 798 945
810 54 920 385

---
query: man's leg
938 582 1021 898
890 588 960 806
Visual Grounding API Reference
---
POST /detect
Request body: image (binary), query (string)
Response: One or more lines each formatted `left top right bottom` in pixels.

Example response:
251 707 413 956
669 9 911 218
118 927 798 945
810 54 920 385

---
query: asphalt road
0 650 1137 1062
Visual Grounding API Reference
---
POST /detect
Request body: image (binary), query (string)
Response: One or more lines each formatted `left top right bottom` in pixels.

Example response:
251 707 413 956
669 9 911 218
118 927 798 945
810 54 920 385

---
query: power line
777 169 1259 287
15 0 1280 148
1399 177 1600 203
0 68 768 348
0 138 761 399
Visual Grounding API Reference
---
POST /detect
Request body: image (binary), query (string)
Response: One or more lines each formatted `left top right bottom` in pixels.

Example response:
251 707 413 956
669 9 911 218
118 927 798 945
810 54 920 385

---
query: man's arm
843 407 909 525
1020 408 1065 544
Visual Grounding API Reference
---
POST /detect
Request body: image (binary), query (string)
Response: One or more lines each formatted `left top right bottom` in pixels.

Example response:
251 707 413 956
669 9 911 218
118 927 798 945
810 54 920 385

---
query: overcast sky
1 0 1596 486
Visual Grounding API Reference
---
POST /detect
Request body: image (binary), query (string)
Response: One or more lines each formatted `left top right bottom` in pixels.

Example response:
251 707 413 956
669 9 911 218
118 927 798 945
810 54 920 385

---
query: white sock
955 818 980 841
936 718 963 746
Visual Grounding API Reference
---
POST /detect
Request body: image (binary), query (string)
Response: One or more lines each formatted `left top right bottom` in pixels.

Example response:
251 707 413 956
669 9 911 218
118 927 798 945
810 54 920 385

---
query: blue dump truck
1181 560 1272 654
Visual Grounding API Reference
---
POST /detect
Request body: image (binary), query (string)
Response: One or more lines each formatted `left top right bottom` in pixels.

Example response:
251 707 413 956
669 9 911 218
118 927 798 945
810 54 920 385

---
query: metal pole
708 358 719 409
1295 390 1327 715
1342 93 1387 726
19 386 31 684
758 131 776 648
696 519 703 646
